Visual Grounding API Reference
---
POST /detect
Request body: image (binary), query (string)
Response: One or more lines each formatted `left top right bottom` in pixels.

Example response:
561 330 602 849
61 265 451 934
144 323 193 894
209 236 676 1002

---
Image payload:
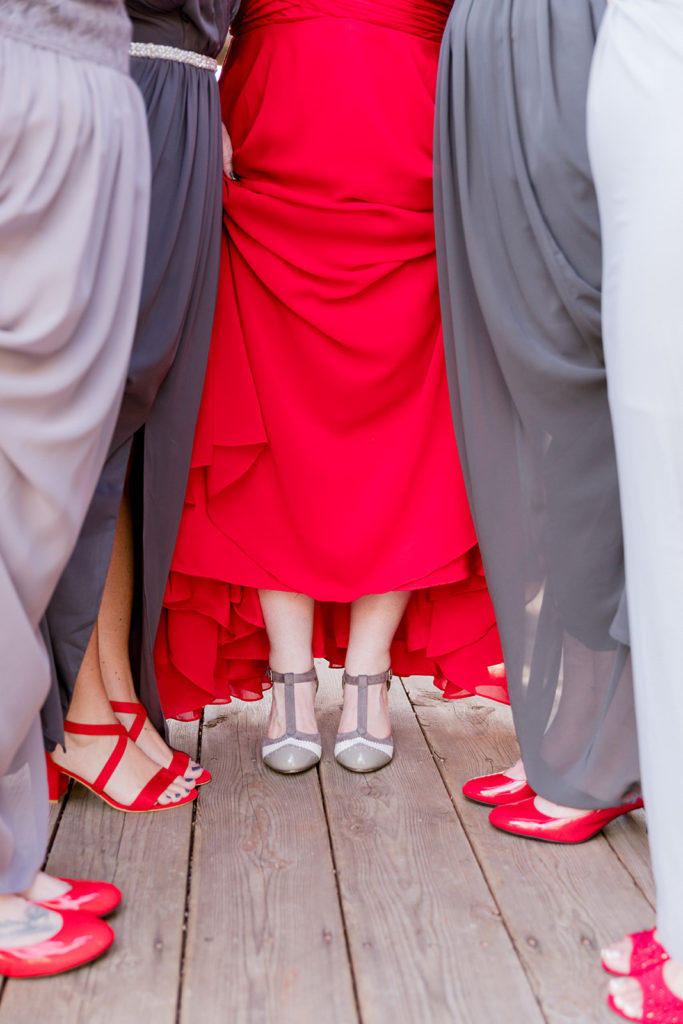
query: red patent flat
462 771 536 807
110 700 211 786
47 721 197 813
489 796 644 843
0 910 113 978
607 964 683 1022
31 878 121 918
603 929 669 977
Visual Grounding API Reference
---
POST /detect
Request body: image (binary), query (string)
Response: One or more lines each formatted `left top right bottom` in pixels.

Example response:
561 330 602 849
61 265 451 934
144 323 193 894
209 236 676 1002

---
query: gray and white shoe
262 668 321 774
334 670 393 773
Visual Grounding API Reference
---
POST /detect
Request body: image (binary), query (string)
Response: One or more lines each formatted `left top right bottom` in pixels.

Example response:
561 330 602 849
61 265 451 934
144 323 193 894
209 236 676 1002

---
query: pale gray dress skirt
434 0 641 809
0 29 150 890
44 2 231 736
588 0 683 961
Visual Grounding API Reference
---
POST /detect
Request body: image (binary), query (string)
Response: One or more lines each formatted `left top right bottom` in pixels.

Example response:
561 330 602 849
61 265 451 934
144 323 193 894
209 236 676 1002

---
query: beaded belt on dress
129 42 218 72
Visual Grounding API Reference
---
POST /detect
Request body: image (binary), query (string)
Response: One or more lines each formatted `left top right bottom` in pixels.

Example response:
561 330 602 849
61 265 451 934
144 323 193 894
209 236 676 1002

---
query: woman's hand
222 122 240 181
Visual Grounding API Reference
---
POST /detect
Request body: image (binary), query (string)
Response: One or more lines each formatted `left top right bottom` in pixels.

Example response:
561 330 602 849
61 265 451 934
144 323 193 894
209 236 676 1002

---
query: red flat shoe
0 910 113 978
110 700 211 786
31 879 121 918
603 929 669 977
462 771 536 807
46 721 197 813
607 964 683 1022
489 796 644 843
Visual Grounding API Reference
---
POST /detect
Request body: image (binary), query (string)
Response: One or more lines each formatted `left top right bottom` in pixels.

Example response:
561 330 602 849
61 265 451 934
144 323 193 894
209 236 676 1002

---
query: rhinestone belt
129 42 218 73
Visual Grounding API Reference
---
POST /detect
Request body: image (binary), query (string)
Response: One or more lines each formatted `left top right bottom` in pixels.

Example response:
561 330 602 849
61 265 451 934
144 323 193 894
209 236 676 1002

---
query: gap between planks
403 678 655 1024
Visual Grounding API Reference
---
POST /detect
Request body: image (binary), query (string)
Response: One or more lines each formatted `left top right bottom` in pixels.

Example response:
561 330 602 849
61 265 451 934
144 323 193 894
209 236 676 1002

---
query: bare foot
266 679 318 738
609 959 683 1019
602 930 663 975
502 758 526 781
21 873 71 904
112 702 204 783
338 673 391 739
0 894 62 950
51 731 192 807
534 796 597 819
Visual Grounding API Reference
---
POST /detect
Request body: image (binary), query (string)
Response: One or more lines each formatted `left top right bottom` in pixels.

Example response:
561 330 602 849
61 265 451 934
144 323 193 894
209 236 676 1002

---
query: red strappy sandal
603 929 669 977
46 721 197 812
607 963 683 1022
110 700 211 786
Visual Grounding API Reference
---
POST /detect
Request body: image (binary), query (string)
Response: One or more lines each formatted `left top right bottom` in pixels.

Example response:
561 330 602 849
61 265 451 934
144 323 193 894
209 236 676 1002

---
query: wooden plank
403 680 655 1024
178 699 358 1024
317 664 544 1024
0 720 198 1024
604 811 655 908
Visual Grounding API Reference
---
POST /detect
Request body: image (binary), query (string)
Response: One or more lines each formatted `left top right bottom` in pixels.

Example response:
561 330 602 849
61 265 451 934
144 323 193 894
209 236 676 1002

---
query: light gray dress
434 0 641 809
0 0 150 892
45 0 235 737
588 0 683 963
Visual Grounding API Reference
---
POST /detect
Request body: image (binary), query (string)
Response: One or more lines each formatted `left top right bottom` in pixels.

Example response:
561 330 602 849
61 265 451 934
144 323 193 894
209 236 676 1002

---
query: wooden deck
0 666 653 1024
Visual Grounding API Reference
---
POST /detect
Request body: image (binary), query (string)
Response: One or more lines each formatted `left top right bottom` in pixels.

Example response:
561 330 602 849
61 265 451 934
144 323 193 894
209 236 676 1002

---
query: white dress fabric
0 30 150 892
588 0 683 962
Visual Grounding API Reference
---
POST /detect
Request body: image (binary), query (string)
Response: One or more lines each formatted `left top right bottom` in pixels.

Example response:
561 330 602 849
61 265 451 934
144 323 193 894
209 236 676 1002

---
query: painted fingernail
227 170 241 181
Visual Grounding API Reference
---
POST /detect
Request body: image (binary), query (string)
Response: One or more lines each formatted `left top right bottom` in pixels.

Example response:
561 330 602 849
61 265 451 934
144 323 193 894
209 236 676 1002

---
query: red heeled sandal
607 963 683 1022
31 878 121 918
46 721 197 813
0 909 114 978
462 771 536 807
603 929 669 977
110 700 211 786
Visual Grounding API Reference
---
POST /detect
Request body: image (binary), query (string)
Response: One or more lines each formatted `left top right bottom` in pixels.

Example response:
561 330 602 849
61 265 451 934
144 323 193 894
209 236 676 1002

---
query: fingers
221 121 240 181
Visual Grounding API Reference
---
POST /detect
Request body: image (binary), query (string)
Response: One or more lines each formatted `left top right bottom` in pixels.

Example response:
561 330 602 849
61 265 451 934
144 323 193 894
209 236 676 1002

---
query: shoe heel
45 754 69 802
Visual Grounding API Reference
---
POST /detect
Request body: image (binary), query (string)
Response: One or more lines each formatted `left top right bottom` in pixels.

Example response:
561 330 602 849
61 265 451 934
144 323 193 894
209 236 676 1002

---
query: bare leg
50 624 190 806
338 591 411 738
259 589 317 738
98 491 202 781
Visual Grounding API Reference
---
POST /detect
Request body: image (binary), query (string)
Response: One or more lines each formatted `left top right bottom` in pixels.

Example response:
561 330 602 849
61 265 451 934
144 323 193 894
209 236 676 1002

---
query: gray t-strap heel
262 667 321 774
334 669 393 772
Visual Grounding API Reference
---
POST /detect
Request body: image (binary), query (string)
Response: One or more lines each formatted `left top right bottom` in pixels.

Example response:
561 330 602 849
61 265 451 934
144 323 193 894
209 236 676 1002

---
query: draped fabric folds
44 2 230 736
434 0 640 809
0 32 149 889
154 0 507 720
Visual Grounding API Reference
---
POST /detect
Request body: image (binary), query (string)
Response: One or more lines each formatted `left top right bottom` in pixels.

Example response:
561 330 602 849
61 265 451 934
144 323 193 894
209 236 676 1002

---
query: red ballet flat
0 909 114 978
46 721 197 813
489 796 644 843
607 964 683 1022
110 700 211 786
603 929 669 977
31 878 121 918
462 771 536 807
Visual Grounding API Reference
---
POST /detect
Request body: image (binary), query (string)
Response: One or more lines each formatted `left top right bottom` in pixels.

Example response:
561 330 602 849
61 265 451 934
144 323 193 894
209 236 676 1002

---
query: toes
602 937 633 974
609 977 643 1019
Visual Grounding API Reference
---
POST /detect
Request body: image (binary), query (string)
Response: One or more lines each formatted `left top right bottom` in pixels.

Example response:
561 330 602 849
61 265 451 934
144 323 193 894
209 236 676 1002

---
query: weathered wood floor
0 666 653 1024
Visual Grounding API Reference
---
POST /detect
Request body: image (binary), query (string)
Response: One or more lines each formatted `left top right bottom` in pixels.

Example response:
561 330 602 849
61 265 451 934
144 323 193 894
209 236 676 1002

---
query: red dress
154 0 508 718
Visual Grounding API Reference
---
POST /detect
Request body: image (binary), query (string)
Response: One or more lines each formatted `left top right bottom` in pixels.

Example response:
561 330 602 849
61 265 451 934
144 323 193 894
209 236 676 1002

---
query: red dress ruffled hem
154 547 508 721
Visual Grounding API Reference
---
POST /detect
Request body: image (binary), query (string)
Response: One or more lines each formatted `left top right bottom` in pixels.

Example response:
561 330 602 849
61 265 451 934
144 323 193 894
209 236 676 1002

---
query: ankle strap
266 667 317 684
64 720 129 737
342 670 392 689
266 667 317 738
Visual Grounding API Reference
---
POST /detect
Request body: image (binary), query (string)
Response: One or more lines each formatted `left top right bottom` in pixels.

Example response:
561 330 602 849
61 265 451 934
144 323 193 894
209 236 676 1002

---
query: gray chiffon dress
434 0 641 809
44 0 234 741
0 0 150 889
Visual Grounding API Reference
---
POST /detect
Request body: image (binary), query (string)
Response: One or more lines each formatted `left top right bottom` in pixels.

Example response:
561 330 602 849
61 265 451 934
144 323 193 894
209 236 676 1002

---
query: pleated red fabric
154 0 508 719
